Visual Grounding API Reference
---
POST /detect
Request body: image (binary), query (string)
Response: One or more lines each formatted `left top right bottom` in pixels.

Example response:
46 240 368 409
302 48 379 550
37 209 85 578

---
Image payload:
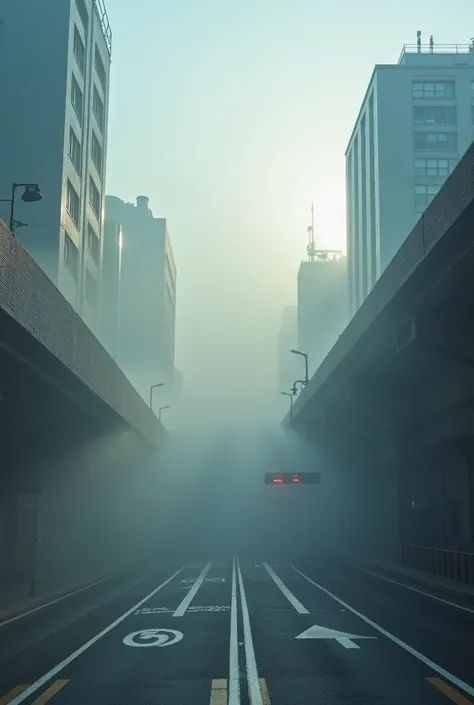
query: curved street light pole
149 382 164 410
291 349 309 386
159 405 170 422
0 182 43 236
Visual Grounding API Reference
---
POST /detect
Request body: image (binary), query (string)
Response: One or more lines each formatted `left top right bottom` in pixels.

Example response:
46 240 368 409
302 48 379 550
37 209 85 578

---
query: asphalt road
1 557 473 705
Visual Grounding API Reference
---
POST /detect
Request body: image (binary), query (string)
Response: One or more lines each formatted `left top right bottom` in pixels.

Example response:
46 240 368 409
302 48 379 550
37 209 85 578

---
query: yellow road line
0 686 29 705
209 678 227 705
427 677 474 705
31 680 69 705
259 678 271 705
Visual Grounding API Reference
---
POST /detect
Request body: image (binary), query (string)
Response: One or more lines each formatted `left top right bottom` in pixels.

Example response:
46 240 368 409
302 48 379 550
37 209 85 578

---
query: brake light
292 476 300 483
272 477 283 484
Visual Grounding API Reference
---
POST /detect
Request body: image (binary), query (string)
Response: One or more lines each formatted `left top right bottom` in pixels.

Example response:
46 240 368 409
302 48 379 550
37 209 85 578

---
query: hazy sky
104 0 472 422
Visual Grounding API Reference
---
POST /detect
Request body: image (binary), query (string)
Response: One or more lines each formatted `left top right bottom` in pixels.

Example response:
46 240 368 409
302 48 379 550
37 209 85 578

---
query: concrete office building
297 253 348 377
0 0 111 333
346 38 474 315
105 196 177 401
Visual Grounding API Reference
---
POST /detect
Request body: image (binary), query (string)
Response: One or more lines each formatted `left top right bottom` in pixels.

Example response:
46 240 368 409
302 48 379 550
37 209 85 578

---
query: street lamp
291 380 306 397
149 382 164 410
291 349 309 386
159 405 170 422
281 391 294 422
0 182 43 236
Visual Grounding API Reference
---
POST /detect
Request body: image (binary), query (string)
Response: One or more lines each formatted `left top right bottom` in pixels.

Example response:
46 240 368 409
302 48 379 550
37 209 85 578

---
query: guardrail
402 544 474 584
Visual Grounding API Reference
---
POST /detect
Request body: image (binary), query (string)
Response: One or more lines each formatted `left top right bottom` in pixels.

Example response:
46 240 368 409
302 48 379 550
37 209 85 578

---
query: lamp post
291 349 309 386
159 405 170 422
0 182 43 236
281 391 294 422
149 382 164 411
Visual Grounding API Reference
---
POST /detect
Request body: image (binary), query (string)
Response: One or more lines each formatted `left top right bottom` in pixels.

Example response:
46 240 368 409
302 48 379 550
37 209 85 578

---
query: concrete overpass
286 142 474 567
0 220 167 612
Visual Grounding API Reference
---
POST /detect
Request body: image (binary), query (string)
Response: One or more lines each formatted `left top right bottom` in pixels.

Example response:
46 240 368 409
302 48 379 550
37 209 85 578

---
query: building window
412 81 455 100
64 232 79 278
414 158 457 177
87 223 100 264
89 176 101 217
66 180 80 225
92 85 104 132
68 127 82 174
415 185 440 212
91 131 103 177
73 26 85 75
414 132 457 151
85 269 98 308
413 106 456 126
71 74 83 124
75 0 89 32
95 46 107 91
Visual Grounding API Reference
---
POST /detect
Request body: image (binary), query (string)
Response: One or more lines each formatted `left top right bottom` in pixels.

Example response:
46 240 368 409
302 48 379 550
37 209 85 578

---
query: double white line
229 556 266 705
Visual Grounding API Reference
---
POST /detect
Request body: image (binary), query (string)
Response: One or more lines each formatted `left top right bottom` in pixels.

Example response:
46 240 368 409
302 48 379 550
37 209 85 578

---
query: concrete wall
0 423 163 609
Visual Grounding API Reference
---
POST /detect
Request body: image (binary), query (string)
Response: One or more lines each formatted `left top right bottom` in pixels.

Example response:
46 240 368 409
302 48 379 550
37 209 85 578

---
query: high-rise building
105 196 177 401
346 38 474 315
297 252 348 377
277 306 299 392
0 0 111 333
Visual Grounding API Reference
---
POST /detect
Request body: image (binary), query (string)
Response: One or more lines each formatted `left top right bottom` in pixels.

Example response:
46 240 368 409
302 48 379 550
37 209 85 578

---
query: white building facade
0 0 111 333
346 42 474 315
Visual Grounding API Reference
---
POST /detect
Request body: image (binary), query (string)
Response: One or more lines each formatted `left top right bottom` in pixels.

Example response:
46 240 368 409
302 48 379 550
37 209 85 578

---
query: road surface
1 557 473 705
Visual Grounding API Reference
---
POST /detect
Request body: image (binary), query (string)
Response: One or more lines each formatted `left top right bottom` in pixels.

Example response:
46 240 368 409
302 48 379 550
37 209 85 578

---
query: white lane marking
237 558 263 705
229 556 240 705
292 565 474 699
7 566 185 705
346 562 474 615
136 605 229 615
262 563 309 614
296 624 376 647
123 628 183 647
173 562 212 617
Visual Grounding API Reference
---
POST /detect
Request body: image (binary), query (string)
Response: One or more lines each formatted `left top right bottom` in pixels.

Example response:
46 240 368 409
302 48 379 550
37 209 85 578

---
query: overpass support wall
0 423 164 613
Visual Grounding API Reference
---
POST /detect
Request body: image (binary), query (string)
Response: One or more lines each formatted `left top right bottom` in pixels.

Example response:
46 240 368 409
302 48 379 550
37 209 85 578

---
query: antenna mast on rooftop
306 202 316 262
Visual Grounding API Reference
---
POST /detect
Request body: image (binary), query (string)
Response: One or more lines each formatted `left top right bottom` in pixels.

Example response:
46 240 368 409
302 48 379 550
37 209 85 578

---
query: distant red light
292 476 300 483
272 477 283 484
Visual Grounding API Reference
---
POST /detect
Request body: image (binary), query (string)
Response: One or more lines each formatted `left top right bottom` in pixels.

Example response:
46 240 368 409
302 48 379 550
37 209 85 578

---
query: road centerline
229 556 241 705
5 565 186 705
173 562 212 617
237 558 263 705
262 563 309 614
291 565 474 699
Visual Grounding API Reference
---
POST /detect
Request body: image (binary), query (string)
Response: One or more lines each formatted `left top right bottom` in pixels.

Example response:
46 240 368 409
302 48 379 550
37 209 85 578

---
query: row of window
414 157 457 177
414 131 457 151
69 126 102 178
413 105 457 126
412 81 455 100
66 177 101 228
64 233 98 307
412 80 474 102
71 71 105 135
73 6 108 93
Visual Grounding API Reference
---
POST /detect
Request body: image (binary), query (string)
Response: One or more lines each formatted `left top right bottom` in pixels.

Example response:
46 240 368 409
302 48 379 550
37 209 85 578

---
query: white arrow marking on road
123 628 183 647
296 624 377 649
